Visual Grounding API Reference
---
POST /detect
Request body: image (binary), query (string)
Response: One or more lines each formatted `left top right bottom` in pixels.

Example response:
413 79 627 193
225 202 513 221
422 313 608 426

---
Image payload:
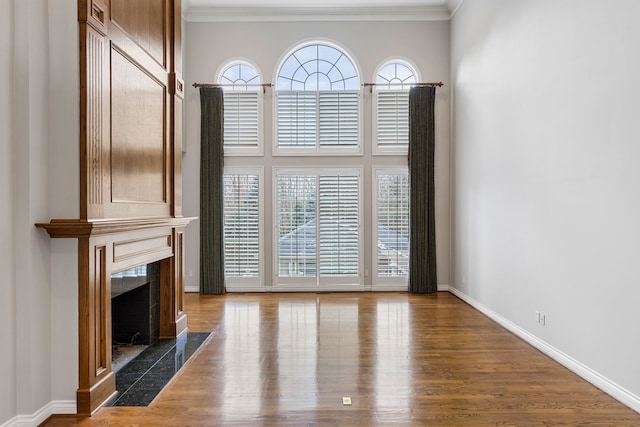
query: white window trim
372 166 409 290
223 166 265 292
371 58 421 157
217 59 265 157
272 167 364 290
272 91 363 157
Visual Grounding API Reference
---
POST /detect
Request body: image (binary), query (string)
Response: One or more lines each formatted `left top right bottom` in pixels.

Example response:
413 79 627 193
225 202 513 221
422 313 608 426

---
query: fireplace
111 263 160 347
35 0 188 416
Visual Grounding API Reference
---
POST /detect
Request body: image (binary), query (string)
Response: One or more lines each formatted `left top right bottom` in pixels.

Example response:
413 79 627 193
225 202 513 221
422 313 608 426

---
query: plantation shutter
376 172 410 277
223 174 260 277
375 90 409 149
277 91 359 148
319 91 359 147
276 174 317 277
319 174 360 276
223 91 260 147
277 92 317 148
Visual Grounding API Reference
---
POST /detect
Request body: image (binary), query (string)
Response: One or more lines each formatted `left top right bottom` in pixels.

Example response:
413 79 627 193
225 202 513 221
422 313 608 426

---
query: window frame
222 166 265 291
217 60 264 157
372 59 420 156
273 41 363 157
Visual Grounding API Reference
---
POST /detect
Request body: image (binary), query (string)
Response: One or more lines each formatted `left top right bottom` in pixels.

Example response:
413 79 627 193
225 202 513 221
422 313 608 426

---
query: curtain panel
199 87 226 294
408 86 437 294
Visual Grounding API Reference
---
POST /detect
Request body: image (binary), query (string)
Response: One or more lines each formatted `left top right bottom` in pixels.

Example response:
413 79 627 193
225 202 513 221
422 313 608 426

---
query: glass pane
375 61 416 90
277 43 360 90
224 174 261 277
224 92 260 147
319 174 359 276
376 91 409 147
220 62 261 91
277 92 317 148
376 173 409 277
277 175 317 277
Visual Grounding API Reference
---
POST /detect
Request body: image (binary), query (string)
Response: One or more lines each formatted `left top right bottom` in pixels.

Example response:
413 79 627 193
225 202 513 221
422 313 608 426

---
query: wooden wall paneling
79 21 109 220
159 227 187 339
110 47 167 203
110 227 174 273
172 93 183 216
79 0 109 36
37 0 189 415
172 0 182 74
110 0 166 68
170 0 183 216
106 22 172 220
77 238 116 415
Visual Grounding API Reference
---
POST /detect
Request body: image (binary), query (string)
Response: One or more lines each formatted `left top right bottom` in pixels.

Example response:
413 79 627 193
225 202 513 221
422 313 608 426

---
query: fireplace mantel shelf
36 217 197 239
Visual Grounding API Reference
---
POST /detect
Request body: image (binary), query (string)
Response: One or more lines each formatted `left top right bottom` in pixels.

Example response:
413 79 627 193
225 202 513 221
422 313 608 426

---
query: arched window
275 42 361 153
218 61 263 155
373 60 419 154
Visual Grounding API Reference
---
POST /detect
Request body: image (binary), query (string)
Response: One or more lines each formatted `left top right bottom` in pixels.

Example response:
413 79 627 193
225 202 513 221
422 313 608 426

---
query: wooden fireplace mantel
37 217 195 239
38 216 195 414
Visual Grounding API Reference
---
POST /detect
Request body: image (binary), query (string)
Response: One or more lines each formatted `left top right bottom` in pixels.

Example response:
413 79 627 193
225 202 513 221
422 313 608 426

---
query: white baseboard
447 286 640 414
1 401 76 427
186 285 450 293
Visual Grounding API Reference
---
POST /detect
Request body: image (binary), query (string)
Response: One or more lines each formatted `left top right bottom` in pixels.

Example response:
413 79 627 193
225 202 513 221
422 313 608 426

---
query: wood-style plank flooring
44 292 640 426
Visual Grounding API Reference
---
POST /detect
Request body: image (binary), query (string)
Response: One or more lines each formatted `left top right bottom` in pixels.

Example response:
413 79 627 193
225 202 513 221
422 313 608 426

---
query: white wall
451 0 640 405
0 0 17 423
183 20 451 291
1 0 78 424
12 0 53 418
48 0 80 406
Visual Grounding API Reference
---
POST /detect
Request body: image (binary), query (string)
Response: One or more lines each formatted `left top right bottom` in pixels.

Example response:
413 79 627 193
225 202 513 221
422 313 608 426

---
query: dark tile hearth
108 332 209 407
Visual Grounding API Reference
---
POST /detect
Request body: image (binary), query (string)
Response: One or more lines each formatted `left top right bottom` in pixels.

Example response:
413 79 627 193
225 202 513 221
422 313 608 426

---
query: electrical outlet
535 311 540 323
540 314 546 326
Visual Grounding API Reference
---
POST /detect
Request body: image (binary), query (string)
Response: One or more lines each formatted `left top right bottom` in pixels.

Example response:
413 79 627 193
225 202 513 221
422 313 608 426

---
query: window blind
223 91 260 147
276 171 361 281
376 172 409 277
276 174 317 277
223 173 260 277
375 90 409 150
319 174 359 276
319 91 359 147
277 91 359 149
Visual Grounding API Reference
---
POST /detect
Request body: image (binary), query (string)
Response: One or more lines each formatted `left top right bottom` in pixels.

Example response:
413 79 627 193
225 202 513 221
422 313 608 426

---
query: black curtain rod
362 82 444 87
193 82 274 93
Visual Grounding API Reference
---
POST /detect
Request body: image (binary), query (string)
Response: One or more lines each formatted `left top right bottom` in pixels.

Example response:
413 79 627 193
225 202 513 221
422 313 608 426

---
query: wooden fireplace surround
37 0 192 415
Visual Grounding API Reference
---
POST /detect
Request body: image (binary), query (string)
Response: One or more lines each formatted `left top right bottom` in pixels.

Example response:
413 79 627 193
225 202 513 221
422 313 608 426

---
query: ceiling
183 0 463 21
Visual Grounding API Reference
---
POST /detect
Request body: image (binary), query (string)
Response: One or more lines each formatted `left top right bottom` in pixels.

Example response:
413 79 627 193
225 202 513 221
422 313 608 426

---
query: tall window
218 61 263 155
373 60 418 155
275 43 361 155
275 169 362 287
373 168 410 286
223 168 263 289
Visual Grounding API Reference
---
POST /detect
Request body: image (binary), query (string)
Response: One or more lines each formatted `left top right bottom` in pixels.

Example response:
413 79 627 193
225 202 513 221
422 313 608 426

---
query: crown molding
447 0 464 17
183 4 452 22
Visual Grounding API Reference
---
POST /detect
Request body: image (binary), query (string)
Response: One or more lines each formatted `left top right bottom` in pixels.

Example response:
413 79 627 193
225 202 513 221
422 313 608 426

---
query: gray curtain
408 86 437 294
199 87 225 294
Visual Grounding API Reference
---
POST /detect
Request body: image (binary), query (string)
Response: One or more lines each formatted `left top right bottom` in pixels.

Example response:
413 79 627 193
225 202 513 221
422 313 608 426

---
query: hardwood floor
44 292 640 426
